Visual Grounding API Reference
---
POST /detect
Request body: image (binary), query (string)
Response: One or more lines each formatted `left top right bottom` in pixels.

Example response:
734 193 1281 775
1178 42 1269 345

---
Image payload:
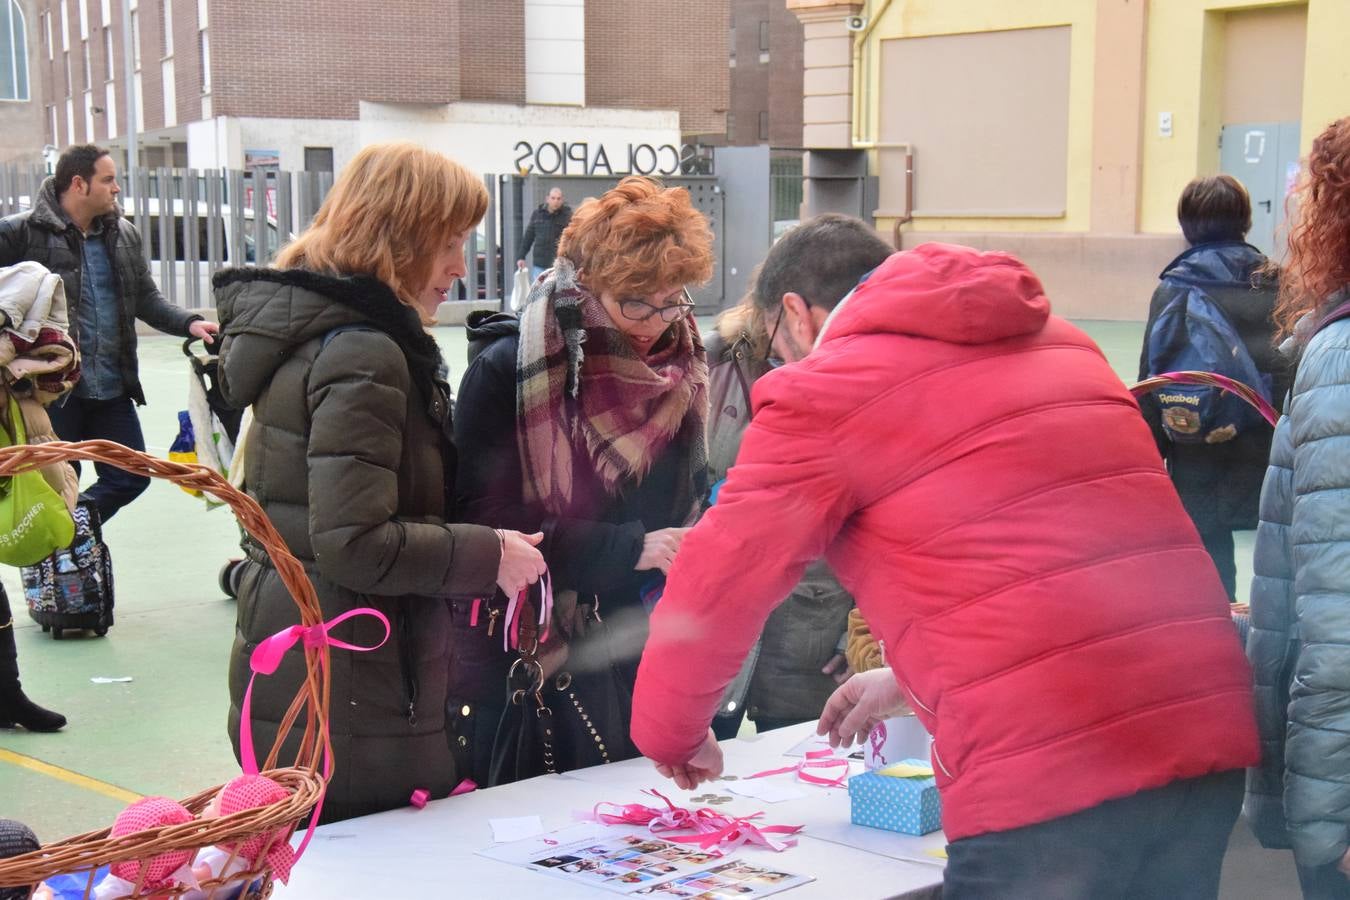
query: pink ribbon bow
747 748 850 788
585 789 801 856
238 607 391 864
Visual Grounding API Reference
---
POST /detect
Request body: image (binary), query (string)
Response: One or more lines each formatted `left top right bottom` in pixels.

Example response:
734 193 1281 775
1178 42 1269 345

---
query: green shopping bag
0 395 75 566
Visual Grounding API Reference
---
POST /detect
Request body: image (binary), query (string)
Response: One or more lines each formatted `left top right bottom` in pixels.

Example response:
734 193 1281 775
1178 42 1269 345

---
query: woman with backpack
212 143 545 823
1246 116 1350 900
1137 174 1291 599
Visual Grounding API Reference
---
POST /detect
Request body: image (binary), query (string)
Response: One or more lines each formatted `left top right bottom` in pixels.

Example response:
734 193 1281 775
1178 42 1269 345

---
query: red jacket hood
820 242 1051 347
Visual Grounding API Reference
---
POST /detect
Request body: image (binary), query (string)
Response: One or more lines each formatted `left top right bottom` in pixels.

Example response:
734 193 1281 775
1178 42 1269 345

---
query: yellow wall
858 0 1101 232
1139 0 1350 233
858 0 1097 234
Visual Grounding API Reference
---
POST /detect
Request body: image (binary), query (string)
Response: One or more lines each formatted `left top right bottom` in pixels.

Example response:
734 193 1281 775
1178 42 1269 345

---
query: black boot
0 587 66 732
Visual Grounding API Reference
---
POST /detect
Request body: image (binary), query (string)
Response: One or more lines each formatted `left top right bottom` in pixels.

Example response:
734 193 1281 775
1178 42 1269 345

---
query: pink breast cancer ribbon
502 570 553 651
238 606 391 862
585 789 802 855
747 748 850 788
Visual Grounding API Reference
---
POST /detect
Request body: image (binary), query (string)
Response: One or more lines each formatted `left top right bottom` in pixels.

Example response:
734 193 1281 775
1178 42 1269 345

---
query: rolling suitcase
21 500 114 639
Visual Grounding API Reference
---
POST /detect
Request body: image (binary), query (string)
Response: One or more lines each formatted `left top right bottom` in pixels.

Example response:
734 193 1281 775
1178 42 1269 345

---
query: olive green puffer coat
214 267 499 823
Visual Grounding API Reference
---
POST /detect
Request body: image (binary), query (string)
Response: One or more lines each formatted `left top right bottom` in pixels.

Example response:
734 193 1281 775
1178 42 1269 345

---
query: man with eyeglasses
632 214 1259 898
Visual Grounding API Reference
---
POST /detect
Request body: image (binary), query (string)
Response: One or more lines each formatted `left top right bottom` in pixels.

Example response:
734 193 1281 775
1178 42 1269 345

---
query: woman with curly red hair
449 176 714 785
1246 116 1350 899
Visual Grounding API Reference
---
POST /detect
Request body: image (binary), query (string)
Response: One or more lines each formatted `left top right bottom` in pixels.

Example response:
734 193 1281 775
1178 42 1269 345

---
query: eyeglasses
618 288 697 323
765 304 786 368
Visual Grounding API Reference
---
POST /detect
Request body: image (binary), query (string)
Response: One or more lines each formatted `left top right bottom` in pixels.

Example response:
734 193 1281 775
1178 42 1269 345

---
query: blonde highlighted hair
276 142 488 320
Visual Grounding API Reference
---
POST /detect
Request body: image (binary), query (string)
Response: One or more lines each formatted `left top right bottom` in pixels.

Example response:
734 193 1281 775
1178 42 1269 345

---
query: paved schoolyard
0 320 1295 897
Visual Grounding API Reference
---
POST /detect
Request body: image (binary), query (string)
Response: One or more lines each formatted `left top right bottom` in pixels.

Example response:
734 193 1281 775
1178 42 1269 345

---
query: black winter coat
215 268 500 823
1137 241 1291 530
516 204 573 269
447 311 694 781
0 177 201 404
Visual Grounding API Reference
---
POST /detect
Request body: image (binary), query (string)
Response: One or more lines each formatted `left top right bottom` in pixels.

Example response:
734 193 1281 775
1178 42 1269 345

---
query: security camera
845 14 867 32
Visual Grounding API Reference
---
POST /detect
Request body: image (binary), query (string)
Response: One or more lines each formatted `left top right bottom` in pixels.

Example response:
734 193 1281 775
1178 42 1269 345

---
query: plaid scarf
516 259 709 523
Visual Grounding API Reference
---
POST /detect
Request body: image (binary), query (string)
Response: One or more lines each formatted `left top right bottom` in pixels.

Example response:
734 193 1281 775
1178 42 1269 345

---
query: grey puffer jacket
1246 310 1350 867
0 177 201 404
214 267 500 823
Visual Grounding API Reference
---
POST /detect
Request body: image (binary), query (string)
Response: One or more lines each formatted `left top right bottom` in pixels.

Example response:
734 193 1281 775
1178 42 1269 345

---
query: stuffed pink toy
94 797 197 899
190 775 296 889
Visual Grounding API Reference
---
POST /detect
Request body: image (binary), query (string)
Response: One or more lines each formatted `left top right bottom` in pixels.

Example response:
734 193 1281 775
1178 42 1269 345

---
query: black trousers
1298 861 1350 900
46 394 151 523
943 769 1244 900
0 583 18 688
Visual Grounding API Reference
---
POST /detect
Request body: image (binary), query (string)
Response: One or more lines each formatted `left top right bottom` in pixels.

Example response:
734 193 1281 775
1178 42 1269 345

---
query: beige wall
1221 4 1306 125
878 26 1071 217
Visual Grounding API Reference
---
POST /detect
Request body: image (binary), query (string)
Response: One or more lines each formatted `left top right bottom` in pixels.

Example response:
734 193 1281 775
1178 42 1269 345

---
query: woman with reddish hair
1247 116 1350 899
450 176 714 785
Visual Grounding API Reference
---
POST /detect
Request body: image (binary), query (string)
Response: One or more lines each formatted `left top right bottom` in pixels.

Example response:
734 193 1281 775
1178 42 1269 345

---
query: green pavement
0 319 1259 846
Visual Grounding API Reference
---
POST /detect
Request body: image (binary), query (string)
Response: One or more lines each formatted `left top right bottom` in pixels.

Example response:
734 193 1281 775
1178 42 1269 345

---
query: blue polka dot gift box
848 758 942 836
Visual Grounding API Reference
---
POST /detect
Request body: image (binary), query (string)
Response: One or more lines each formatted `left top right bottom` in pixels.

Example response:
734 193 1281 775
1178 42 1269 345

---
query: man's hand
517 259 528 270
817 668 909 748
653 729 723 791
189 319 220 345
821 653 852 685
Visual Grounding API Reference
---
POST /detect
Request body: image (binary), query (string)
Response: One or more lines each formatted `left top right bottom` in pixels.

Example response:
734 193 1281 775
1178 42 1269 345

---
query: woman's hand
636 527 691 574
496 530 546 597
817 668 910 748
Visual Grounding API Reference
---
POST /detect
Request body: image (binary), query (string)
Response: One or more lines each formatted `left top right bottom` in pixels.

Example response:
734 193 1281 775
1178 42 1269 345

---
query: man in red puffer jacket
631 215 1258 899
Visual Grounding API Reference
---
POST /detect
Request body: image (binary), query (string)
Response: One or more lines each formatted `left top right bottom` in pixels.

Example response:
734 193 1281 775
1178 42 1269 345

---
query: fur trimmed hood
27 176 122 235
213 266 445 408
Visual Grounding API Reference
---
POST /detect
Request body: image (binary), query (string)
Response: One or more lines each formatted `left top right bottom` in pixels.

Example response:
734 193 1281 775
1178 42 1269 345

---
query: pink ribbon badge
583 789 802 856
747 748 850 788
238 606 391 863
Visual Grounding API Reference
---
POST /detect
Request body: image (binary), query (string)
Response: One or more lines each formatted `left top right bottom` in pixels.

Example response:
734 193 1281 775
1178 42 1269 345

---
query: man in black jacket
516 187 572 281
0 145 218 523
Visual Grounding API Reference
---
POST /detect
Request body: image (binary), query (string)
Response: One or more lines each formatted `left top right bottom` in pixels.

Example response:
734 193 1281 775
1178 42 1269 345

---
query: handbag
0 394 74 566
510 267 531 312
487 580 634 785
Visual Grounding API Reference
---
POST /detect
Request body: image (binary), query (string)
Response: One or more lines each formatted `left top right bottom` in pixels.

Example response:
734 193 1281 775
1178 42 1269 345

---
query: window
725 111 735 144
59 0 68 52
304 146 334 172
78 0 87 40
198 28 208 92
758 110 769 142
197 0 208 28
100 0 110 24
63 51 71 96
47 104 57 143
41 11 50 60
161 0 171 57
103 26 113 80
728 18 735 67
1 0 28 100
130 9 140 69
80 38 89 89
758 21 769 52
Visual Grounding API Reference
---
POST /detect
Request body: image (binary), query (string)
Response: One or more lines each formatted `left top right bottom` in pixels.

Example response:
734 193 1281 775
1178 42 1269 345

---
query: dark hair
754 214 893 313
1177 174 1251 246
53 144 112 197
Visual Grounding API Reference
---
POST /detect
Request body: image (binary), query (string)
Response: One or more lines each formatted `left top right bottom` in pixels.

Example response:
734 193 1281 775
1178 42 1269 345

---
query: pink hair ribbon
238 606 391 863
747 748 850 788
583 789 801 856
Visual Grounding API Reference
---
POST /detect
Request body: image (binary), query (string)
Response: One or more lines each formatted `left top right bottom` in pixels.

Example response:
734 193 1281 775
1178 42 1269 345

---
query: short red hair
557 176 714 298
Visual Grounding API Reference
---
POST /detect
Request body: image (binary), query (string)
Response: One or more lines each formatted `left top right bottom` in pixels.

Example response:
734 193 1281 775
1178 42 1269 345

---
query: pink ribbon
747 748 850 788
238 607 391 864
583 790 801 856
451 778 478 796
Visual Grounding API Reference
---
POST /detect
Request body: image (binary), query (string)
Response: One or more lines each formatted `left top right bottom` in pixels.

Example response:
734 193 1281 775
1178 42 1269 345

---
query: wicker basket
1130 370 1280 429
0 440 331 899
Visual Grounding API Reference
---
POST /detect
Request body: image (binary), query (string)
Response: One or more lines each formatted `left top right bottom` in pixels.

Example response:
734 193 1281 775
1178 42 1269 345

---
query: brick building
727 0 803 147
5 0 729 174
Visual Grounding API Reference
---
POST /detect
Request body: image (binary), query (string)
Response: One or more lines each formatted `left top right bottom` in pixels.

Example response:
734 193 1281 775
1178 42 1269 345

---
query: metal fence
0 163 335 310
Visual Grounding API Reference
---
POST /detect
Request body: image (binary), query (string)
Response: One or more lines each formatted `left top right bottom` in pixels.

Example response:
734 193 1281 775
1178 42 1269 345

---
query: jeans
943 769 1244 900
530 265 546 282
46 394 150 523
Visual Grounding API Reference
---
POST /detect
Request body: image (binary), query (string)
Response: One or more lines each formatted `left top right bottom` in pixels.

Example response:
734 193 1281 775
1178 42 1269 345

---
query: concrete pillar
787 0 862 149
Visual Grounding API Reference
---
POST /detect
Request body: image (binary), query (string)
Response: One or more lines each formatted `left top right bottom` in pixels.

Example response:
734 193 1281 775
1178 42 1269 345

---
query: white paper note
490 815 545 843
726 779 808 803
90 676 133 684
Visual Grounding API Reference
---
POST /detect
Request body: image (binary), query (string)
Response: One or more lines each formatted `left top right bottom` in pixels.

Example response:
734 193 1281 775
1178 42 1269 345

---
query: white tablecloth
272 722 945 899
